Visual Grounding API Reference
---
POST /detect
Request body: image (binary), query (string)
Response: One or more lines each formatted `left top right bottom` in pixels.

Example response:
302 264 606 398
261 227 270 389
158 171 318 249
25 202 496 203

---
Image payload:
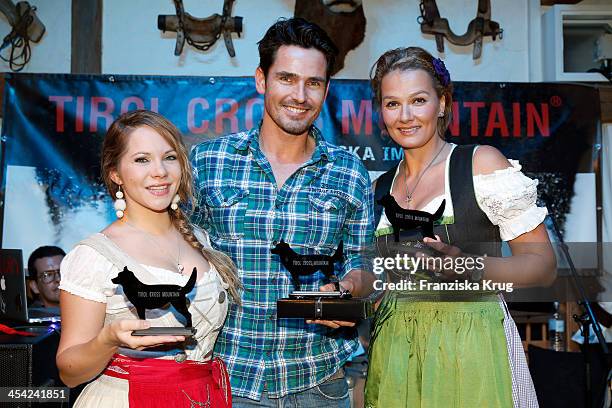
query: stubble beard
268 100 320 136
275 116 312 136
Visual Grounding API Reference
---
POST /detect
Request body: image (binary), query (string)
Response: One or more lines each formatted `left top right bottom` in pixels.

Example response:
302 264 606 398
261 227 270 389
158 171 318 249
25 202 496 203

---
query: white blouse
377 144 547 241
59 233 230 362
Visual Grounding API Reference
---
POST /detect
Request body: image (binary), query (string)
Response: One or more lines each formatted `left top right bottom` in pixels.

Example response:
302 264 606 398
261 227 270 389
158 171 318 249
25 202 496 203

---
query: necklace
404 142 447 205
124 219 184 274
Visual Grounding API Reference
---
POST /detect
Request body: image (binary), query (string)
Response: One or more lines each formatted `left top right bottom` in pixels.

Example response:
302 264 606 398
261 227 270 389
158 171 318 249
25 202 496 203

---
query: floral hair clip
432 58 450 86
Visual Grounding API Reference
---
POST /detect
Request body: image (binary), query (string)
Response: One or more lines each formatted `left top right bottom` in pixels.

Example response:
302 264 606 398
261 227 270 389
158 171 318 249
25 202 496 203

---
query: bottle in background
549 301 565 352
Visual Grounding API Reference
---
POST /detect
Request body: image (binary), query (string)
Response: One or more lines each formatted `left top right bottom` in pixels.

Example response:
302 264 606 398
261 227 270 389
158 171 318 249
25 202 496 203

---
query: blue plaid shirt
190 125 374 400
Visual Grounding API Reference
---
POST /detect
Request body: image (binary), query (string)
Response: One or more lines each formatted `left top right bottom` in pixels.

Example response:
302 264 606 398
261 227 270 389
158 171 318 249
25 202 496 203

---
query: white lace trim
376 155 547 241
106 365 129 375
474 160 547 240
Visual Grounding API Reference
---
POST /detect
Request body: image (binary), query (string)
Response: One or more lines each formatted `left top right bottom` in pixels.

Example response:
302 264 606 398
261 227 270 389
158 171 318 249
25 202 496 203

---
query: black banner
0 73 599 252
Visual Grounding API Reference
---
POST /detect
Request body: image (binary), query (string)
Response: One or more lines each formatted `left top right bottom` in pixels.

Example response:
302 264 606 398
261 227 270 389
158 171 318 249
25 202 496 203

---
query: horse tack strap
419 0 503 59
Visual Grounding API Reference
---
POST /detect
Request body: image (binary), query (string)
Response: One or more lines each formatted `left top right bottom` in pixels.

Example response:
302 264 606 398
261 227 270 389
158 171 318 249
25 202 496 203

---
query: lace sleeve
474 160 547 241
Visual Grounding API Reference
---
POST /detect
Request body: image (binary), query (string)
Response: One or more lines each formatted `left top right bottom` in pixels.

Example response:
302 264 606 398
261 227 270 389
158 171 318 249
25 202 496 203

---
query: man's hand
305 280 356 329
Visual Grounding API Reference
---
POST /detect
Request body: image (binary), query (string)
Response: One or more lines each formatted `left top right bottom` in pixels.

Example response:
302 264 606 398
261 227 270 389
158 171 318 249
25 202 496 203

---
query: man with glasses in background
27 246 65 309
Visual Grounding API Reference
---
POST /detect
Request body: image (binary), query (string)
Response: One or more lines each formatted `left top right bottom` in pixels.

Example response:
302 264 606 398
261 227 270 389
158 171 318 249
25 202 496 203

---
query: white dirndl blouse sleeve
59 245 117 303
473 159 548 241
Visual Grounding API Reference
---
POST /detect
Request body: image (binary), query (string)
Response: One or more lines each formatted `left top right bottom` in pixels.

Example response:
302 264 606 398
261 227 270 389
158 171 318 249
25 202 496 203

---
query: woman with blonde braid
57 110 239 407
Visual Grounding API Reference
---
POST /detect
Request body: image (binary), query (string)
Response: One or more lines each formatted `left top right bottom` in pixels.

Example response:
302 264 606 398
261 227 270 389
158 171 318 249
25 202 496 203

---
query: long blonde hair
101 110 241 302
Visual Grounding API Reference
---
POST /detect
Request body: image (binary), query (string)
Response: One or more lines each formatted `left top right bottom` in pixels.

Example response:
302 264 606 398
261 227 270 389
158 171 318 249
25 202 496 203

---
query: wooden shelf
542 4 612 82
511 302 585 353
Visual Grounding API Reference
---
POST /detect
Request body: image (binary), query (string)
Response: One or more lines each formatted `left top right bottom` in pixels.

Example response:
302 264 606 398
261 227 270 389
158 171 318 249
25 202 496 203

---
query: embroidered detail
182 385 211 407
106 365 129 375
479 187 538 220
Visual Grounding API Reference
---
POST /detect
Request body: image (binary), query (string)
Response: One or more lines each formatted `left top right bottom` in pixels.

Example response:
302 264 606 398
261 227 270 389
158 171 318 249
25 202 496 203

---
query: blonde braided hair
171 210 241 302
102 110 241 303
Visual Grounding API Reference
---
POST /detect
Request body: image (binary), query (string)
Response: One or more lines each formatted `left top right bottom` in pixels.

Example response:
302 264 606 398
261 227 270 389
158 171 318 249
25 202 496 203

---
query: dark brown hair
101 110 241 302
370 47 453 138
28 246 65 279
258 17 338 81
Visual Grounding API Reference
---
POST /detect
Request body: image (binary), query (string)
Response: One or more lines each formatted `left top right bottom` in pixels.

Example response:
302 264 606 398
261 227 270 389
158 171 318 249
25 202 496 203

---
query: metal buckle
175 352 187 363
315 297 323 319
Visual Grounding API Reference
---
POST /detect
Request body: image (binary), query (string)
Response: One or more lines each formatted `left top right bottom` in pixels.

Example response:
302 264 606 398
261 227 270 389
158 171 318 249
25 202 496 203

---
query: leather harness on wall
418 0 503 59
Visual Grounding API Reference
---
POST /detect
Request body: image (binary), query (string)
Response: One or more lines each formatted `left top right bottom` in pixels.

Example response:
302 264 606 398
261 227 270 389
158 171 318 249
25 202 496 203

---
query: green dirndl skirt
364 292 514 408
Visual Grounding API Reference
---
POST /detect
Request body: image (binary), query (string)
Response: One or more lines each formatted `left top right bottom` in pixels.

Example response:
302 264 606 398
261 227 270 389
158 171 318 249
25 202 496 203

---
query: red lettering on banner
41 94 553 139
513 102 521 137
76 96 85 132
245 98 264 129
342 100 372 135
526 103 549 137
484 102 509 137
449 101 551 138
150 98 159 113
121 97 145 113
89 97 115 132
49 96 72 132
119 97 159 113
215 98 238 133
187 98 209 134
464 102 485 136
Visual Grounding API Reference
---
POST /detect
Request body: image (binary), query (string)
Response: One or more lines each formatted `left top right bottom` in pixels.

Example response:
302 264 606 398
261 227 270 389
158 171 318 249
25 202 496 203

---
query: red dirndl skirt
103 354 231 407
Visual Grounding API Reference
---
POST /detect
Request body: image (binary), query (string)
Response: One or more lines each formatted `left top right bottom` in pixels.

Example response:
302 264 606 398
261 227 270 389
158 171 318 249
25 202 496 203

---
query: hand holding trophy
376 194 448 283
273 240 373 322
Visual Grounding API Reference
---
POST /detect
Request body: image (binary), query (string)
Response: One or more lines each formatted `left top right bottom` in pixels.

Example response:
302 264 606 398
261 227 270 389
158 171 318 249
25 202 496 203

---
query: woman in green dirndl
364 47 557 408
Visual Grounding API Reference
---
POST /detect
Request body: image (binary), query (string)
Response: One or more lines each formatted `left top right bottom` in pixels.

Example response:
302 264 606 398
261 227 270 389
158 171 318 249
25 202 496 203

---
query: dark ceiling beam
71 0 102 73
540 0 583 5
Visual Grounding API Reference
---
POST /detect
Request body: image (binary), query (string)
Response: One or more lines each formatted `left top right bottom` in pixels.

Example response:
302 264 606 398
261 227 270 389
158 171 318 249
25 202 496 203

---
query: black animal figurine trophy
377 194 446 242
271 240 343 290
273 240 374 320
112 267 197 332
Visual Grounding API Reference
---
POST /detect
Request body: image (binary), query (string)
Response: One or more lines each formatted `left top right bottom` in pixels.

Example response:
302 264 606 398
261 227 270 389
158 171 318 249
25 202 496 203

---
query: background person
27 245 65 308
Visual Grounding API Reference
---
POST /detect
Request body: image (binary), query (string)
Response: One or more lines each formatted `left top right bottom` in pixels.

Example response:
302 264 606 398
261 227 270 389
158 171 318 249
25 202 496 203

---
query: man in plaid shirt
190 18 374 407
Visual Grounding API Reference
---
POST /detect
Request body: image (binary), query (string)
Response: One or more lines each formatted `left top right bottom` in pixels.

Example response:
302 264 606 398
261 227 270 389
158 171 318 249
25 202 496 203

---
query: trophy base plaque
132 327 196 336
277 291 374 320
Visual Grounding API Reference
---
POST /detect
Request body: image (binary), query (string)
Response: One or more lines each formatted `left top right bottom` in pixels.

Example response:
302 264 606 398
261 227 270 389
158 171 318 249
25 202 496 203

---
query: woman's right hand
57 292 187 388
100 320 185 351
